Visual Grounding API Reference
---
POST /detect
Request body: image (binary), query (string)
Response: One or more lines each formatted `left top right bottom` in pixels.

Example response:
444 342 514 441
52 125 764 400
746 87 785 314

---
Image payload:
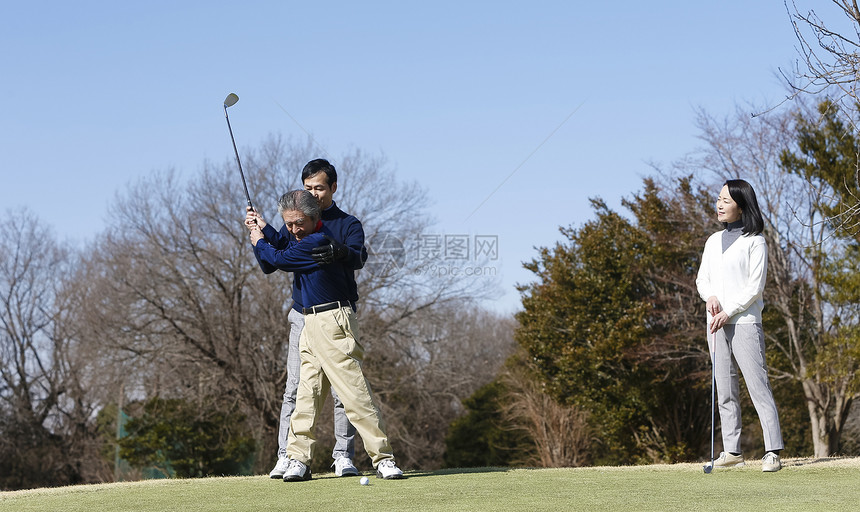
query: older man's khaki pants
286 306 395 467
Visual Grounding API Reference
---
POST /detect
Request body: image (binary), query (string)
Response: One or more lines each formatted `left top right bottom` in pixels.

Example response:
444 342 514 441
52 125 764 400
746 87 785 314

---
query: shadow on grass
402 467 516 479
783 457 850 468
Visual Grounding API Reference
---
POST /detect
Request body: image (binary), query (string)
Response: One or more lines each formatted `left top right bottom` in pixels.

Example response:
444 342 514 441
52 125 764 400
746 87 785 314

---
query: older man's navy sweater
252 202 366 309
253 223 357 309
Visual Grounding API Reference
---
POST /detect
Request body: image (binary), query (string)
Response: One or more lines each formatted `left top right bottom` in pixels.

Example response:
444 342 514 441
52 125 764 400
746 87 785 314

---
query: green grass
2 458 857 512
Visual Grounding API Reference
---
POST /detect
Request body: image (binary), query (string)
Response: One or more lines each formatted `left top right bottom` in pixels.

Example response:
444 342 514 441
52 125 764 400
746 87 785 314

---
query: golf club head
703 463 713 474
224 93 239 108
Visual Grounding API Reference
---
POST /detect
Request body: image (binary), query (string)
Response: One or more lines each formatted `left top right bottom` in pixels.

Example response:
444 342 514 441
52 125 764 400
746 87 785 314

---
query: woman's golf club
223 93 253 210
704 331 716 474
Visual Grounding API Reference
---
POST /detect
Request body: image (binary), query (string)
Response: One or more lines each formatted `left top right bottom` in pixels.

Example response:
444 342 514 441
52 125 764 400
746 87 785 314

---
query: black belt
302 301 353 315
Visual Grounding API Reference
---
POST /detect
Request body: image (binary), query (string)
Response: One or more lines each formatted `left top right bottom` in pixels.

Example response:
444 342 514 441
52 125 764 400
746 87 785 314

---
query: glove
311 235 349 264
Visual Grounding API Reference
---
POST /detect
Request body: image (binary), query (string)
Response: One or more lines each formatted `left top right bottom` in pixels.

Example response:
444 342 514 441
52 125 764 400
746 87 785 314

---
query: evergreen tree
515 178 714 464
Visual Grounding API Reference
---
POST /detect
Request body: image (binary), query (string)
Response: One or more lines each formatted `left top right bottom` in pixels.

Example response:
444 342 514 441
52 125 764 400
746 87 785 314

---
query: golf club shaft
703 331 717 474
224 106 253 209
710 332 716 464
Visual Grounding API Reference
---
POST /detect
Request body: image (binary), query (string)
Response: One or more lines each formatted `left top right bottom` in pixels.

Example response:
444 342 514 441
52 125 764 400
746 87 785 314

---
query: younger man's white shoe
269 458 290 479
333 457 359 477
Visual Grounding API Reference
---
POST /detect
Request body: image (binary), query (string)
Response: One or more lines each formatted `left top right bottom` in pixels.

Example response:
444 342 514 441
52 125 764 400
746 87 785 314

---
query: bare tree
0 211 109 490
784 0 860 234
787 1 860 107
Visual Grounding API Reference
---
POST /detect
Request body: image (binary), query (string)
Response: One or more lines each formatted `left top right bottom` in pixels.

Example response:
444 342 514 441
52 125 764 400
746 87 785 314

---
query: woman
695 179 784 472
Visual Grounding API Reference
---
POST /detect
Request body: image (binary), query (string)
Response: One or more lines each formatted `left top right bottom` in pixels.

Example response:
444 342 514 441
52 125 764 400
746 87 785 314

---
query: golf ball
360 476 369 485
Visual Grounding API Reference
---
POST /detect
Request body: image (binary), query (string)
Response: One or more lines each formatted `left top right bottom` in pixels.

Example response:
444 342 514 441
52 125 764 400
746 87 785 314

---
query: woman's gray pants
709 323 784 454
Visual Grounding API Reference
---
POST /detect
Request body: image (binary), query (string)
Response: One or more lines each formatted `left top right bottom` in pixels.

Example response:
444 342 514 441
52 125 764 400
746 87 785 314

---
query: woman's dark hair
725 179 764 235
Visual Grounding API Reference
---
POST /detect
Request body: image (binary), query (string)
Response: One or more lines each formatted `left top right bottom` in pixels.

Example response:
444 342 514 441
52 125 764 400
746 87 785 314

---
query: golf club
223 93 253 210
704 331 716 474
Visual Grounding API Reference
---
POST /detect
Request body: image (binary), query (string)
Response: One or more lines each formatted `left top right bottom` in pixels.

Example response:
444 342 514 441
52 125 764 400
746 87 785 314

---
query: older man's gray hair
277 189 321 221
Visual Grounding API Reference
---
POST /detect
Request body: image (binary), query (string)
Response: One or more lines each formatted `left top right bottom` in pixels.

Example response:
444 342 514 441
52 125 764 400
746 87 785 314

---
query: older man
248 189 404 481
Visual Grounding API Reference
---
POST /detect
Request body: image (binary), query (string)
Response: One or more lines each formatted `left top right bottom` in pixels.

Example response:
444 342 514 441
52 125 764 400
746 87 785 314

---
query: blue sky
1 1 804 312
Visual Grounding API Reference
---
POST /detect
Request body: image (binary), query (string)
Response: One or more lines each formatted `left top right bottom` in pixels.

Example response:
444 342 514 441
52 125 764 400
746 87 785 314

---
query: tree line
2 98 859 490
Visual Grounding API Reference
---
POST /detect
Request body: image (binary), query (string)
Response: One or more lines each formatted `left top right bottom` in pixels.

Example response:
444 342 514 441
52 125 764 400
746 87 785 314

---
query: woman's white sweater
695 231 768 324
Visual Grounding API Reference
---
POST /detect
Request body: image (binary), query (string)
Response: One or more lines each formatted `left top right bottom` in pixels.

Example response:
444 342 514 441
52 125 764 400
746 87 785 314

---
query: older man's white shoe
376 460 404 480
283 459 312 481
